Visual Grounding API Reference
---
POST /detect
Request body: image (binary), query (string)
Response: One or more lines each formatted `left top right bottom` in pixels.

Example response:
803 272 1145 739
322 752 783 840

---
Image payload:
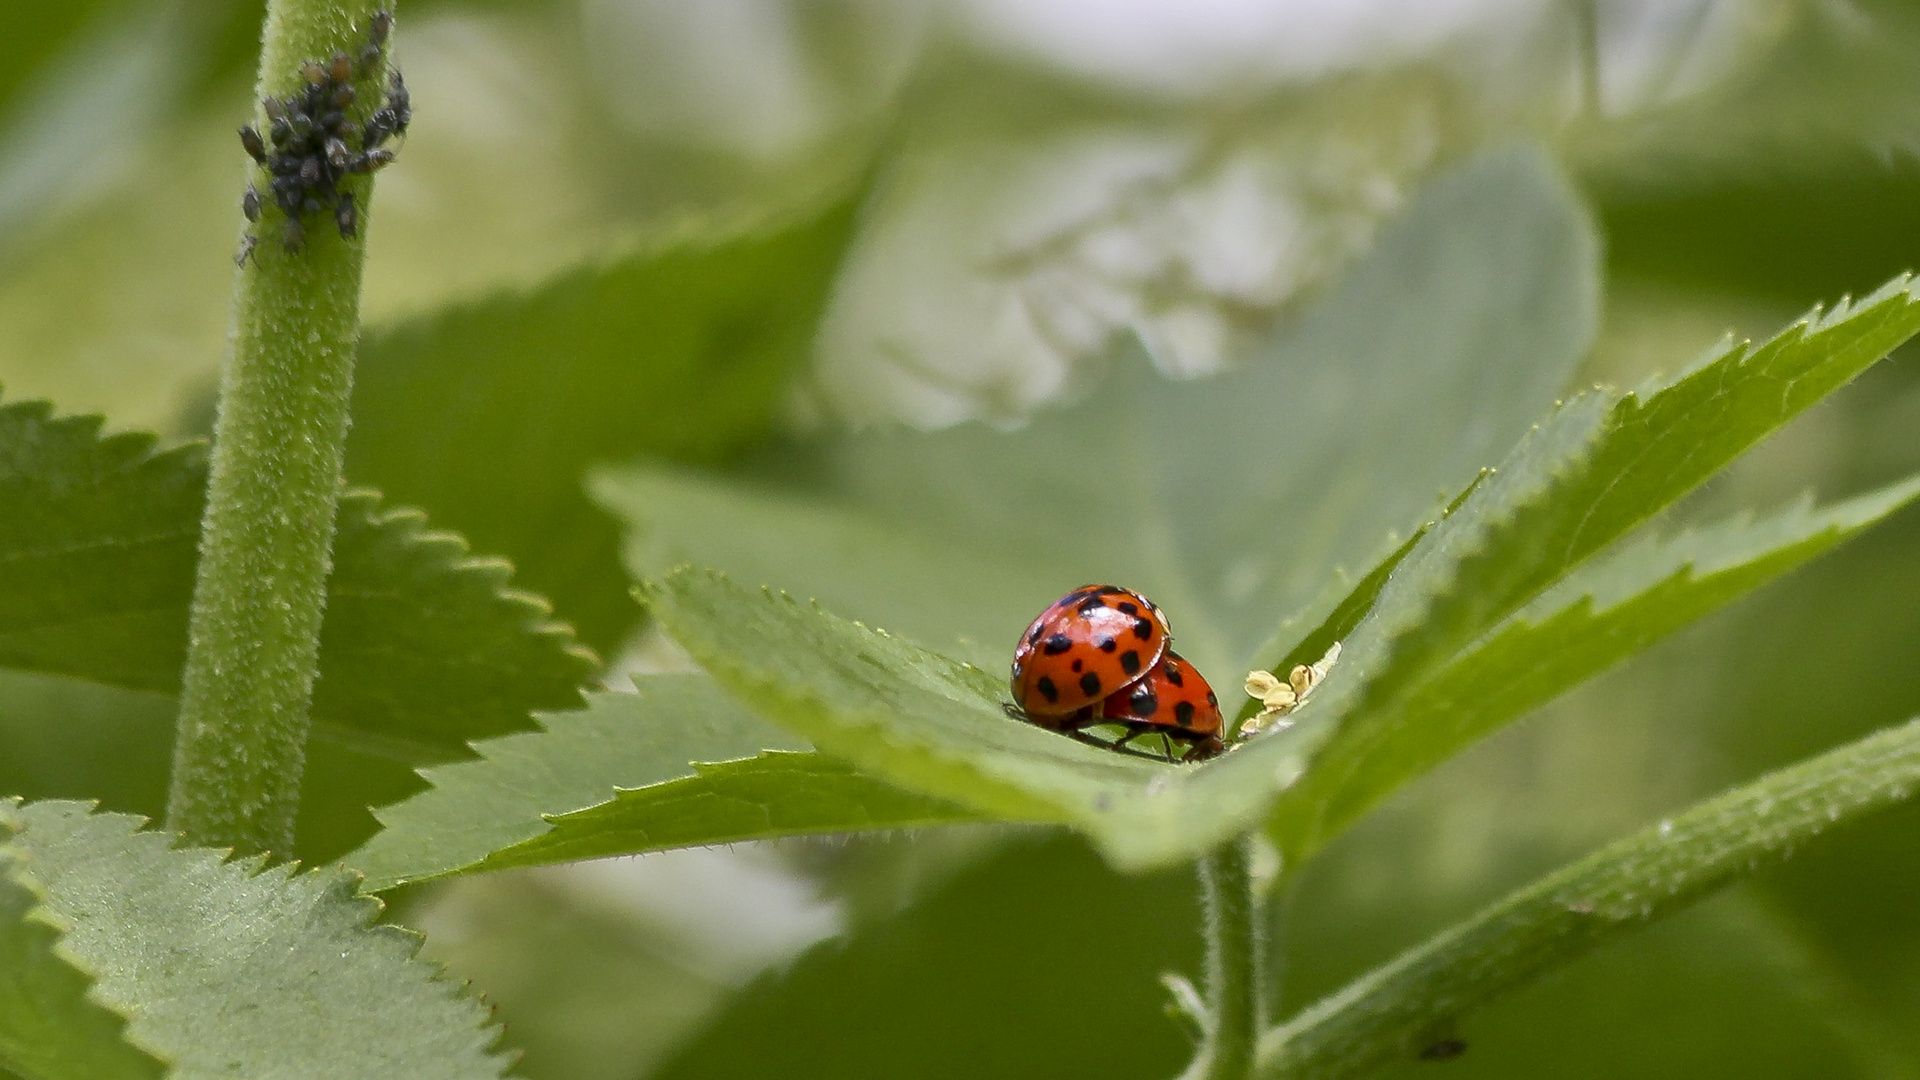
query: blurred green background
4 0 1920 1076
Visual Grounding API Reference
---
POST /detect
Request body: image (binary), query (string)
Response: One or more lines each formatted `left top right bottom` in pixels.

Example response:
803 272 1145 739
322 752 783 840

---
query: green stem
1256 715 1920 1080
165 0 392 854
1183 839 1261 1080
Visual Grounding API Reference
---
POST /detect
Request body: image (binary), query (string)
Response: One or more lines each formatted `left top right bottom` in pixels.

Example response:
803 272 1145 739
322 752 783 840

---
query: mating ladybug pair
1009 585 1224 762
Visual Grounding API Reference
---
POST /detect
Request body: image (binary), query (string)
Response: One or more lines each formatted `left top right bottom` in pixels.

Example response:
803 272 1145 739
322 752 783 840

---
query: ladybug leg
1159 733 1175 762
1181 735 1225 763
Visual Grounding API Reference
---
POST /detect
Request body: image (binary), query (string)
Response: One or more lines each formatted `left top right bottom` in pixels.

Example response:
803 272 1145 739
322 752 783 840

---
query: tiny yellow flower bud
1245 670 1284 699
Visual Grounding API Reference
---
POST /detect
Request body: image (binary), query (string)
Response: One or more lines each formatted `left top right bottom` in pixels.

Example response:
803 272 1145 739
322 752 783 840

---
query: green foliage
3 800 508 1079
622 234 1920 873
0 394 598 765
347 199 858 652
598 147 1599 677
1261 275 1920 860
1266 474 1920 860
1260 715 1920 1080
0 824 164 1080
351 675 974 891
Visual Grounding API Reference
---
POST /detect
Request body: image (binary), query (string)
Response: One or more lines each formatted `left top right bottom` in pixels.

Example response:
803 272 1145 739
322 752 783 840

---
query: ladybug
1100 651 1224 762
1011 585 1170 719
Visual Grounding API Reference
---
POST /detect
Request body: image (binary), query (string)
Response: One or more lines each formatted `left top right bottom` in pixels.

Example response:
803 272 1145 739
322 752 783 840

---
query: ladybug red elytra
1010 585 1171 719
1100 650 1223 762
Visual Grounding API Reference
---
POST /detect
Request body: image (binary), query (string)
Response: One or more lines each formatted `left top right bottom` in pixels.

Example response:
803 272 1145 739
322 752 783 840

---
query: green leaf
1251 275 1920 860
648 568 1336 870
0 826 165 1080
600 145 1599 680
1376 274 1920 690
349 674 976 892
591 466 1066 669
346 198 858 653
4 800 508 1080
1256 713 1920 1080
0 396 598 765
1267 472 1920 859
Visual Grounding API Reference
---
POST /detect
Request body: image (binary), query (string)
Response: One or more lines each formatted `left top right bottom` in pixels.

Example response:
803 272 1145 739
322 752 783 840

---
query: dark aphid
239 125 267 163
383 69 410 133
234 232 259 267
243 10 403 255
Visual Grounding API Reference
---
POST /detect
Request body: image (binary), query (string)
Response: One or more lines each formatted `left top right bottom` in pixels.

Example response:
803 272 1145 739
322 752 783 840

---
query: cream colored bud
1245 670 1284 699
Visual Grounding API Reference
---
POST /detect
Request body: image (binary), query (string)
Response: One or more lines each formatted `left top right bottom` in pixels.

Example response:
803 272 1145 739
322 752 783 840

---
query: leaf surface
4 801 510 1079
350 675 974 891
0 825 164 1080
348 199 858 652
0 396 597 765
649 568 1338 869
1267 473 1920 857
601 146 1600 680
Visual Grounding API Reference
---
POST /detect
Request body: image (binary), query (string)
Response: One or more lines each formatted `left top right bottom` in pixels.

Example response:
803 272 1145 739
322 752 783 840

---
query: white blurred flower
814 97 1441 427
949 0 1545 98
581 0 929 162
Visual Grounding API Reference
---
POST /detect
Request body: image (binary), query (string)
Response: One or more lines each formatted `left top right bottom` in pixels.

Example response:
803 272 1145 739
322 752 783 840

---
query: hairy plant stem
1183 838 1262 1080
165 0 392 854
1256 715 1920 1080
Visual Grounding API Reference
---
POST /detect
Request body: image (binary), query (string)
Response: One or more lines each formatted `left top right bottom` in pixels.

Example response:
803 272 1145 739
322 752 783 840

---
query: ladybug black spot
1079 672 1102 697
1095 636 1117 652
1070 659 1083 672
1206 690 1217 706
1117 601 1139 616
1133 618 1154 641
1163 663 1185 688
1028 626 1044 645
1120 650 1141 675
1077 596 1105 615
1043 633 1072 655
1036 676 1059 704
1130 686 1158 716
1175 701 1196 726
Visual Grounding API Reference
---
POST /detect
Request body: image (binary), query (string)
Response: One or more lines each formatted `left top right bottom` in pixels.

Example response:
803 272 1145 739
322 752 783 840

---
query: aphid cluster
1007 585 1225 762
236 9 408 263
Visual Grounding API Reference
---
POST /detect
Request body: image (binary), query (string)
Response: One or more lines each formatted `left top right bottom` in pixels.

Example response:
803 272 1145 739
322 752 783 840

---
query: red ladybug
1099 650 1224 761
1011 585 1170 719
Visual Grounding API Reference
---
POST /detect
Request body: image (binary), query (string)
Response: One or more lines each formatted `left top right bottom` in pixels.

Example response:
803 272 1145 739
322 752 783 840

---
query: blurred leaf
592 465 1064 669
0 826 164 1080
601 145 1599 679
350 675 974 891
4 800 508 1079
1268 473 1920 859
346 198 859 653
0 396 598 768
651 832 1197 1080
1257 714 1920 1080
